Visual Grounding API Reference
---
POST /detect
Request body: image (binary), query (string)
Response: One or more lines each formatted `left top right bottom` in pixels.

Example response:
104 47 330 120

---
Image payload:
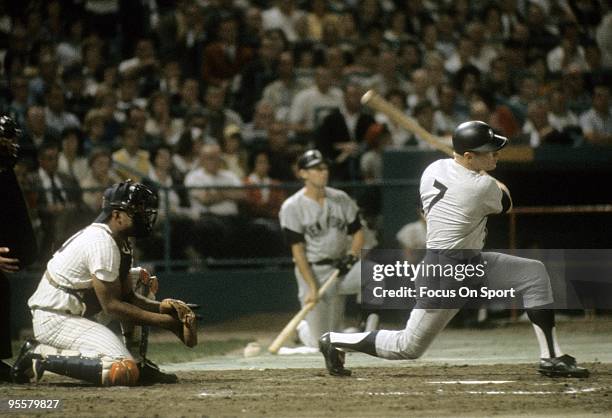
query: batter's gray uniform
374 158 554 359
280 187 362 347
28 223 135 360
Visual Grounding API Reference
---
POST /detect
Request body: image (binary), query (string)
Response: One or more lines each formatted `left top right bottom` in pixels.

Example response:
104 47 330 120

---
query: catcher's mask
95 180 158 238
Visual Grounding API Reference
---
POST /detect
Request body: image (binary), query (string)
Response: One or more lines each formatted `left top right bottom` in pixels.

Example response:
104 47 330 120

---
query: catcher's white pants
374 252 554 359
295 262 362 347
32 309 132 359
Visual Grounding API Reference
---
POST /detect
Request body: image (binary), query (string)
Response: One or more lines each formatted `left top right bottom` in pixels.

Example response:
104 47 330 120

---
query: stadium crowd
1 0 611 262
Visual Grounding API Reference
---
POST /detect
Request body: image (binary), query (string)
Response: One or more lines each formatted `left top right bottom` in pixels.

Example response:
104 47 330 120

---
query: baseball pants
374 251 554 359
31 309 132 359
295 262 362 347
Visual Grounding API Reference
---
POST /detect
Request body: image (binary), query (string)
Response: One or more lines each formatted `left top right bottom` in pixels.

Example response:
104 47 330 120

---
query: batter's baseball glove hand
335 254 359 276
160 299 198 347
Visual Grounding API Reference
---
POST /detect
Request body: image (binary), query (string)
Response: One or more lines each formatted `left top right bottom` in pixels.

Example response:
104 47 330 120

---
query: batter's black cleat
11 339 40 384
138 358 178 385
319 333 351 377
538 354 589 378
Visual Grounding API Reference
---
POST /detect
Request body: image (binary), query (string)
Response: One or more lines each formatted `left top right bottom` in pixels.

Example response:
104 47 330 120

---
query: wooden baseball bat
361 90 454 157
268 269 341 354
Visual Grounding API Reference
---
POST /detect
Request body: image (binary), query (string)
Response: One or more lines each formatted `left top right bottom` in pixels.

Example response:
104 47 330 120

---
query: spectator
242 100 276 145
409 100 437 149
290 66 343 135
508 75 540 125
547 22 588 74
316 83 375 181
58 128 89 181
31 142 83 260
80 147 121 213
118 37 160 96
83 109 113 154
116 75 147 122
368 49 409 97
464 20 498 73
20 106 56 165
595 12 612 69
397 41 422 81
407 68 437 112
266 121 299 182
128 106 161 151
140 145 197 261
173 119 205 177
548 89 580 132
82 37 105 97
184 143 245 258
202 13 254 88
63 66 95 122
374 89 411 148
221 124 248 179
204 85 244 142
244 150 286 220
433 84 464 137
523 99 572 147
580 85 612 146
28 52 58 106
262 0 306 43
44 84 81 138
262 51 308 122
562 65 592 115
112 125 151 181
360 123 392 183
56 18 84 67
6 76 29 128
146 92 184 146
173 78 204 119
234 34 281 122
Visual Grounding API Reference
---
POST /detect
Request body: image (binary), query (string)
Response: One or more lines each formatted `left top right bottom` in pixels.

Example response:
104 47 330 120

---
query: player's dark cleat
538 354 589 378
11 339 39 384
138 359 178 385
319 333 351 377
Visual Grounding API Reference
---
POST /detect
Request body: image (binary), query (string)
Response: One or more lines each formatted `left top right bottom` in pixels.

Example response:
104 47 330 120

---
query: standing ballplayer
279 150 364 347
12 180 197 386
320 121 589 378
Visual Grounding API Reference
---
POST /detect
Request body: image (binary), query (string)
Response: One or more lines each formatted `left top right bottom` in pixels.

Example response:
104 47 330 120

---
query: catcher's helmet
0 115 21 169
95 180 158 238
452 121 508 154
297 149 328 170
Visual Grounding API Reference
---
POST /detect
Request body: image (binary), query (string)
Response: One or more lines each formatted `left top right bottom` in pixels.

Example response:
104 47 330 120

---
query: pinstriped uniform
28 223 132 359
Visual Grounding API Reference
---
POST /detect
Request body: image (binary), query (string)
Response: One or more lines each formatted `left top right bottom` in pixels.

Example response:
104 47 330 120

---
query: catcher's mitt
160 299 197 347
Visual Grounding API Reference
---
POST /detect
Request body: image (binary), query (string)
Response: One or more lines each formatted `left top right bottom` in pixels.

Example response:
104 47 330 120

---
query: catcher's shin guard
34 355 139 386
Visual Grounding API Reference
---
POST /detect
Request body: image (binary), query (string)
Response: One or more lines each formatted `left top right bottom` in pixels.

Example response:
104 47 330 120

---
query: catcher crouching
12 180 197 386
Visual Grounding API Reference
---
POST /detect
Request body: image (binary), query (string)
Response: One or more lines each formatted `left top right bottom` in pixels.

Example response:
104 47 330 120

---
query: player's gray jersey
279 187 359 262
28 223 121 315
420 159 503 250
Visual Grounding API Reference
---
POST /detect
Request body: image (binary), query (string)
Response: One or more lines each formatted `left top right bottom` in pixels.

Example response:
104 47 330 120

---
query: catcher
12 180 197 386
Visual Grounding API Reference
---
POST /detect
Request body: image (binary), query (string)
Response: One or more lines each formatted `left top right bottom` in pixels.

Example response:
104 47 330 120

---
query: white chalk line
428 380 515 384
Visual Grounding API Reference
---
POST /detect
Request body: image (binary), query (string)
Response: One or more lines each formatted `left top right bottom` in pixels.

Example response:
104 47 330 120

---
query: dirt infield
1 363 610 417
2 315 611 417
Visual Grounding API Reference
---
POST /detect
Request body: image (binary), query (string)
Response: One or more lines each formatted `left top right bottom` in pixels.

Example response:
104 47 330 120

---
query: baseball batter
279 150 364 348
320 121 589 378
11 180 197 386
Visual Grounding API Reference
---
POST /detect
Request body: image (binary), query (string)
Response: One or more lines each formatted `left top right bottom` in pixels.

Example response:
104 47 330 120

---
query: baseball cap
297 149 328 170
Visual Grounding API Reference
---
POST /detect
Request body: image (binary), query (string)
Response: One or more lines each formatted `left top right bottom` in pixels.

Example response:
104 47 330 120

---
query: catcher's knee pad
103 358 139 386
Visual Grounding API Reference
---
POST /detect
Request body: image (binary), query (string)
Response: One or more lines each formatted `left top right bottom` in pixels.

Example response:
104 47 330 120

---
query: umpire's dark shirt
0 168 37 357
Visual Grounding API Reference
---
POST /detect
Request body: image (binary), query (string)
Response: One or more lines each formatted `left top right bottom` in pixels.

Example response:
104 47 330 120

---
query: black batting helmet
452 121 508 154
95 180 158 238
297 149 328 170
0 115 21 170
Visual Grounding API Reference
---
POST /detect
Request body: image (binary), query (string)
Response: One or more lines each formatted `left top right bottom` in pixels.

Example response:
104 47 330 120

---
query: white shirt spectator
262 6 305 43
546 46 588 74
289 86 343 131
548 110 579 131
184 167 242 216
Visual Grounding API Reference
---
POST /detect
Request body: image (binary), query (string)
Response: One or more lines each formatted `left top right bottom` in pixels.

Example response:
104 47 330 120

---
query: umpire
0 115 37 381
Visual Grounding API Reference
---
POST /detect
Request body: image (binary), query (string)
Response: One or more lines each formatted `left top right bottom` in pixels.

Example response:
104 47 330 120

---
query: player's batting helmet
0 115 21 170
95 180 158 237
452 121 508 154
298 149 328 169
